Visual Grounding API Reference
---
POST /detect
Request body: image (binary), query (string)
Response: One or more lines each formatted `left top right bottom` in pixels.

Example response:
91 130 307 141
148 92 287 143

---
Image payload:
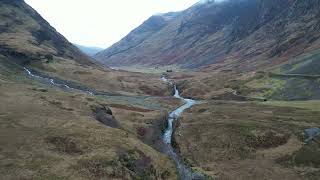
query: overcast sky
25 0 199 48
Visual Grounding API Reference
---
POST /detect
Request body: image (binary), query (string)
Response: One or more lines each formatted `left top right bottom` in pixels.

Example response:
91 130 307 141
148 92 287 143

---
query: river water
161 76 204 180
24 67 204 179
24 67 94 95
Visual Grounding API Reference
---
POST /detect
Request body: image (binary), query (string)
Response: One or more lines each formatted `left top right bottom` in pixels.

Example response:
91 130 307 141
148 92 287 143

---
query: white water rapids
161 76 204 180
163 84 197 144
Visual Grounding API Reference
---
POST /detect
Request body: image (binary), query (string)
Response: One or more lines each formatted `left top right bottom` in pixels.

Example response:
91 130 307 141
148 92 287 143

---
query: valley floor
175 100 320 179
0 60 181 179
1 60 320 179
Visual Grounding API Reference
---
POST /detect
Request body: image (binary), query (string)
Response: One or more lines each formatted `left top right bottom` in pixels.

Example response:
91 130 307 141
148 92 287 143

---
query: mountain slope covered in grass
0 0 171 97
1 0 320 180
0 0 92 66
96 0 320 70
95 12 179 63
0 1 180 179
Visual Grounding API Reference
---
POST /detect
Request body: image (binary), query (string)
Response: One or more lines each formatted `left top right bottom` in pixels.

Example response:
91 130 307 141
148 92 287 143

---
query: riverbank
0 64 183 179
172 99 320 179
160 77 206 180
6 63 320 179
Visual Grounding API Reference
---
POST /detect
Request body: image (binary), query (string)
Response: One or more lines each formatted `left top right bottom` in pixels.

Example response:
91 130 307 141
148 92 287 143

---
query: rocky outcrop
91 104 120 128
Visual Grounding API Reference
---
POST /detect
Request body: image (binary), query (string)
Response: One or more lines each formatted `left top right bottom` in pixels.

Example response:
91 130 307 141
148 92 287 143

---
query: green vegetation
244 72 320 101
274 49 320 75
246 76 286 97
262 100 320 111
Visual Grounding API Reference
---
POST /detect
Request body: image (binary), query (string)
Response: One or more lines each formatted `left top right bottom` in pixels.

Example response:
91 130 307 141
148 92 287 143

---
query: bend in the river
161 75 204 180
24 67 204 179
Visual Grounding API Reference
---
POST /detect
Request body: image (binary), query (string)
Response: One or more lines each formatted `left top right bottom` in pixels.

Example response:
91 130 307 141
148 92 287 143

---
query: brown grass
108 103 154 112
0 77 178 179
45 136 83 155
30 58 172 97
172 100 320 179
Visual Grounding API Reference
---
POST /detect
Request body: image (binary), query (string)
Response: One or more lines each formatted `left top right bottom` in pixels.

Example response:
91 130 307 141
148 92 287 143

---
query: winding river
24 67 203 179
161 76 204 180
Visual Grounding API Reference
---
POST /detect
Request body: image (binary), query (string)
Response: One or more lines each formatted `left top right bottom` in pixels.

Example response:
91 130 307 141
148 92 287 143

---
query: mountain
95 0 320 70
1 1 320 180
94 12 180 64
0 0 92 66
0 0 173 97
74 44 103 56
0 1 179 179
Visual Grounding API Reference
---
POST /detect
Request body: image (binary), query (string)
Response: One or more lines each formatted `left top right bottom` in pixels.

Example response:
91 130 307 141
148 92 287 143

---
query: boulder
90 104 112 115
90 104 119 128
305 127 320 142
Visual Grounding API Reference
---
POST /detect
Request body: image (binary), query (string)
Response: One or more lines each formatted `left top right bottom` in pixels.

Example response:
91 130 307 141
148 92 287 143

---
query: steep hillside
0 0 171 97
96 0 320 70
1 1 320 179
0 0 92 65
0 1 180 179
95 12 180 63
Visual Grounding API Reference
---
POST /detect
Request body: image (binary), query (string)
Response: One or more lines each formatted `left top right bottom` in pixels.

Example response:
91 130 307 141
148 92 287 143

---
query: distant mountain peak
74 44 104 57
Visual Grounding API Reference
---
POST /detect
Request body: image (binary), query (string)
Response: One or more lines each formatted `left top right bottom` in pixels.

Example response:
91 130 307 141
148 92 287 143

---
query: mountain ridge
95 0 320 71
95 12 180 61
